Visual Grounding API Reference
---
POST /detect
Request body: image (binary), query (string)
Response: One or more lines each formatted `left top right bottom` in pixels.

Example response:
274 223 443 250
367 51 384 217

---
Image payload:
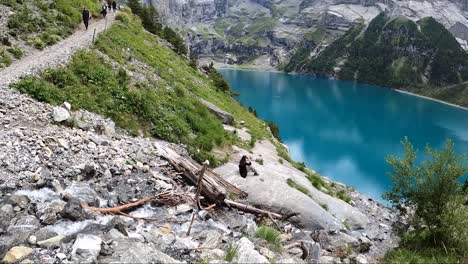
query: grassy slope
12 10 353 203
1 0 100 49
0 0 100 67
12 11 272 165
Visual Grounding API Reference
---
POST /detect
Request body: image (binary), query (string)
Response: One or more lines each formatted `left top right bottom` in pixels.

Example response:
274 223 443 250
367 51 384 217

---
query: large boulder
233 237 269 264
71 234 102 263
64 182 99 206
215 140 366 230
52 106 70 122
200 99 234 124
2 246 33 264
7 215 40 244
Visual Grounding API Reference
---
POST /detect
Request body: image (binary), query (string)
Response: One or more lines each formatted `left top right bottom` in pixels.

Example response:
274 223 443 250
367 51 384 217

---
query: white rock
57 138 69 149
200 249 225 260
319 256 335 263
71 234 102 263
355 254 368 264
56 253 67 260
28 235 37 245
2 246 33 264
379 223 389 230
62 102 72 111
52 107 70 122
234 237 269 263
173 237 199 250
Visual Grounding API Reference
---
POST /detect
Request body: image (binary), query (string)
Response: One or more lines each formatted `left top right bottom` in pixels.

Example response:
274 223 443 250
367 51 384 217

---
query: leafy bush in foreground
382 138 467 262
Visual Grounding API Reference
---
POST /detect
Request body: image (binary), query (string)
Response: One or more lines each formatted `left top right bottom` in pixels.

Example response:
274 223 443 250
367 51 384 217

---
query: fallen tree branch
285 242 309 260
194 161 209 209
80 192 187 216
268 213 282 230
156 144 247 204
81 196 155 214
224 199 282 219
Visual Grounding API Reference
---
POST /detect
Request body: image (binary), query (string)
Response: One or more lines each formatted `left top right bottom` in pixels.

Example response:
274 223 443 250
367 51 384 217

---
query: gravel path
0 14 116 88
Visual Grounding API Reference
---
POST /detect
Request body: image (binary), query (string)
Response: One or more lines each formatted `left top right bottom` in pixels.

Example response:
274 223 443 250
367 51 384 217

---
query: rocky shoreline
0 83 403 263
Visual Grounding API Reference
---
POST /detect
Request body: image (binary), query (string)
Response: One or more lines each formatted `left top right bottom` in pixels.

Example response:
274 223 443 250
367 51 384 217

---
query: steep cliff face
149 0 468 69
287 13 468 89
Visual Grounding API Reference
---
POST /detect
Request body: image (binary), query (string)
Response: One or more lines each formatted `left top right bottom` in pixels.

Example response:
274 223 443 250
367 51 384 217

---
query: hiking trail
0 14 116 89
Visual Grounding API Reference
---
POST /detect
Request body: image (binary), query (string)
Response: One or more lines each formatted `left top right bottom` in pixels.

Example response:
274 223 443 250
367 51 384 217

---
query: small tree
384 138 467 249
127 0 143 16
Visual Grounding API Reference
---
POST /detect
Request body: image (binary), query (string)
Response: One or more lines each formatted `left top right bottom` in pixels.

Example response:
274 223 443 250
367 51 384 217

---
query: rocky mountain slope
0 4 404 263
287 13 468 88
148 0 468 69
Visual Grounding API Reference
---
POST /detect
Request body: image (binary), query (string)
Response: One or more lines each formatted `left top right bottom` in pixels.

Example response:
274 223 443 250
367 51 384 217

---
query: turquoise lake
219 69 468 201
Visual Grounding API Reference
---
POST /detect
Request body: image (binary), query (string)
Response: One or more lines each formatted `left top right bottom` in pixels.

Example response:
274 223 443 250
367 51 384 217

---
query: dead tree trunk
156 144 247 204
224 199 283 219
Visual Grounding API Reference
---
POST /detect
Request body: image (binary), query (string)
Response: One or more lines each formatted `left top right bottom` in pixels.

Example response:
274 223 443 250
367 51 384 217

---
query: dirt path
0 13 116 88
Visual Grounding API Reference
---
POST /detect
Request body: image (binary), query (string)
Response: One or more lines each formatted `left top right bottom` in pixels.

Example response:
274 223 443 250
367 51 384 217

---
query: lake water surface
219 69 468 201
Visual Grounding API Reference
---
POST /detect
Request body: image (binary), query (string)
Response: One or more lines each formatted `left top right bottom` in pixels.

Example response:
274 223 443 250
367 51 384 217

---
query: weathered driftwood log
156 144 247 204
285 242 309 260
224 199 283 219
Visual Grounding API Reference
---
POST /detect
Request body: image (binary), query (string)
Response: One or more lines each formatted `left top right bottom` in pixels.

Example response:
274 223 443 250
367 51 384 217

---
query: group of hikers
81 0 119 30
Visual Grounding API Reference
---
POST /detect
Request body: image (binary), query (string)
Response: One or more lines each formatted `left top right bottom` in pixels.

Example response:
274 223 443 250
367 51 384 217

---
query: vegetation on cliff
126 0 187 56
286 13 468 106
12 10 274 165
1 0 100 49
383 138 467 262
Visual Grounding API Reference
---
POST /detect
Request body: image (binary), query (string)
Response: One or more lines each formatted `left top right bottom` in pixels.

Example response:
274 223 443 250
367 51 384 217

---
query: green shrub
384 138 467 251
7 46 23 59
267 120 281 142
255 226 282 252
33 38 46 50
320 203 329 211
225 243 238 262
0 49 12 67
336 190 352 203
287 178 309 195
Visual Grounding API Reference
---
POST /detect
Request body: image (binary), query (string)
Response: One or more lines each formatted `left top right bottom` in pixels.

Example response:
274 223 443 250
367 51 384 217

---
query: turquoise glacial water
219 69 468 201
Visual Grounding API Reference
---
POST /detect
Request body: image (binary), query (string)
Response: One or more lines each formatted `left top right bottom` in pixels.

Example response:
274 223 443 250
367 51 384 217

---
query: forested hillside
286 13 468 104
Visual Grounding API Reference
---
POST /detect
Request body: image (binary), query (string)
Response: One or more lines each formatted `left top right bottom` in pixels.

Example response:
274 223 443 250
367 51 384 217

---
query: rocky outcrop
216 140 368 230
200 99 234 124
234 237 269 263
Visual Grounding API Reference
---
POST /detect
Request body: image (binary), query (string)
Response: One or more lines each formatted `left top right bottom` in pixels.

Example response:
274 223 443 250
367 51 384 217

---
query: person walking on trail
112 1 117 12
82 7 90 30
100 4 107 18
239 155 259 178
107 0 112 10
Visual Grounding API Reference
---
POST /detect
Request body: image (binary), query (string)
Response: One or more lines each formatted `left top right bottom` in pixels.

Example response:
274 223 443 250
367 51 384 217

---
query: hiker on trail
107 0 112 10
82 7 90 30
239 155 259 178
112 1 117 12
100 4 107 18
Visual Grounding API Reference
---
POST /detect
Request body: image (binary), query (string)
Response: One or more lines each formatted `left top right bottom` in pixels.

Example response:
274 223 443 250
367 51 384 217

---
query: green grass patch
320 203 329 211
382 230 464 263
0 48 12 67
6 0 100 48
287 178 309 195
11 13 271 165
6 46 23 59
225 243 238 262
255 226 282 252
